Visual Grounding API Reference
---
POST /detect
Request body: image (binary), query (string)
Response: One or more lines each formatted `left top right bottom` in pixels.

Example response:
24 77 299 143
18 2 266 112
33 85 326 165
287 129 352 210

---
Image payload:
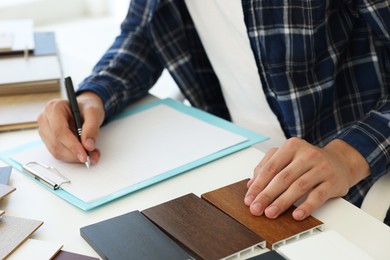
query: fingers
292 182 330 220
38 99 82 163
259 157 314 217
245 139 299 208
247 147 278 188
263 166 322 219
80 110 101 150
244 137 353 221
79 102 104 165
37 92 104 165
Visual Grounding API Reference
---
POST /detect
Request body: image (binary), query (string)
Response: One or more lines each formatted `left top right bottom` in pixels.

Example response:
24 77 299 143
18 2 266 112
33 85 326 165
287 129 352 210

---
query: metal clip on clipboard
22 162 70 190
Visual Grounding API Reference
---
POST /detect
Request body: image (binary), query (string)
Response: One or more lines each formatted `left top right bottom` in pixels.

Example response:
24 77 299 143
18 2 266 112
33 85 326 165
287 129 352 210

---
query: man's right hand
37 91 105 165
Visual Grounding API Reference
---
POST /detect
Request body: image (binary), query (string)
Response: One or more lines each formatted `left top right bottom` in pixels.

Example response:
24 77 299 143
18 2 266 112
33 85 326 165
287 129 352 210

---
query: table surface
1 16 390 260
1 127 390 259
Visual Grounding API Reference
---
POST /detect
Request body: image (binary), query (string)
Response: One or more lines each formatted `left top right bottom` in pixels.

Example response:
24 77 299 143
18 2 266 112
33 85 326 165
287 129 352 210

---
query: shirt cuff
336 111 390 180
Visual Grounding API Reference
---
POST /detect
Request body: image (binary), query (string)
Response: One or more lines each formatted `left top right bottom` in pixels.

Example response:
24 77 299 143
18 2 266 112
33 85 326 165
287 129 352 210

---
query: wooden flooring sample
0 183 16 199
0 166 12 184
7 238 62 260
80 210 193 260
53 250 99 260
201 179 324 249
142 193 266 260
0 215 43 259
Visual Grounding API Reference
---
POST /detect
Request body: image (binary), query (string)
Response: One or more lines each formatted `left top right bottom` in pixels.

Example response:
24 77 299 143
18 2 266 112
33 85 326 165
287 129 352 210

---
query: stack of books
0 19 62 131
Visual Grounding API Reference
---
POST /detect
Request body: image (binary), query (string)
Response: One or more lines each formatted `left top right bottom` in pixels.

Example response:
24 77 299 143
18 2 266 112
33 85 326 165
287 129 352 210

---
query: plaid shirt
78 0 390 208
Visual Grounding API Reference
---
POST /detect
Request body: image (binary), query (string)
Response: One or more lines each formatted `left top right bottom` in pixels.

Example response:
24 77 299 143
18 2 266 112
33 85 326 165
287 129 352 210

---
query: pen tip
85 157 91 169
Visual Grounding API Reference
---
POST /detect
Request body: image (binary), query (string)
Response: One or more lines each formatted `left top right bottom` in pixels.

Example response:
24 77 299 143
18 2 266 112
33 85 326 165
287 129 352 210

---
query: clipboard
0 98 268 211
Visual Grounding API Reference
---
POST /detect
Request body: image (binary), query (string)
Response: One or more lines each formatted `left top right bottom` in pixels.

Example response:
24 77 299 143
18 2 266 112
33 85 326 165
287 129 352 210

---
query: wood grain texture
0 215 43 259
201 179 323 249
142 193 265 260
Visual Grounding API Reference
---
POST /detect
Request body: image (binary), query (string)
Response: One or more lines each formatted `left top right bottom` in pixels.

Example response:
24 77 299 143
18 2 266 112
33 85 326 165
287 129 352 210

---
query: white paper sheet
12 104 247 203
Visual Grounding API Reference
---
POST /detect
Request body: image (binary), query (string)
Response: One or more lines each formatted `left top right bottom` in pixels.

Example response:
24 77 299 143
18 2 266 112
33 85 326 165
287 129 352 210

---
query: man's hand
37 92 105 165
245 137 370 220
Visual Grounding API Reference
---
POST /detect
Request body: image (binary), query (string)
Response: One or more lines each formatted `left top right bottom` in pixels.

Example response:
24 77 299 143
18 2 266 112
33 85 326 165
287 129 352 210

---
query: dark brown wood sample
201 179 323 249
142 193 265 260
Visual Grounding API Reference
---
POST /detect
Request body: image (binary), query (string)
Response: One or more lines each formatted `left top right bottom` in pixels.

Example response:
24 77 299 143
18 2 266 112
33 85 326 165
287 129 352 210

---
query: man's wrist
324 139 370 186
77 91 104 107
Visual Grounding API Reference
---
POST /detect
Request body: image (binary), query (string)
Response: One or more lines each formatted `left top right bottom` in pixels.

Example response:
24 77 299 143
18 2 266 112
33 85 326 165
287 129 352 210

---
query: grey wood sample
247 250 286 259
0 166 12 185
80 210 193 260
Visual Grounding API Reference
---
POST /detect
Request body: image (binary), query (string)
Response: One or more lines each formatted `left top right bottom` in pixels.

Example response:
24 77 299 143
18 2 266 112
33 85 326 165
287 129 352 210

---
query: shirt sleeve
77 0 164 120
336 0 390 179
356 0 390 47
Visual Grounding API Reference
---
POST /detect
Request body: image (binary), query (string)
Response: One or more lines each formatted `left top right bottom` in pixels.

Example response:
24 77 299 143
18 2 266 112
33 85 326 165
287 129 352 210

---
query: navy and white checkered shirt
78 0 390 208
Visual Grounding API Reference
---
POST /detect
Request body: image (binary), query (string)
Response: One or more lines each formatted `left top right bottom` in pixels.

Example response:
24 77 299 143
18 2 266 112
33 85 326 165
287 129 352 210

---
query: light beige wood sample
0 215 43 259
0 183 16 199
8 238 63 260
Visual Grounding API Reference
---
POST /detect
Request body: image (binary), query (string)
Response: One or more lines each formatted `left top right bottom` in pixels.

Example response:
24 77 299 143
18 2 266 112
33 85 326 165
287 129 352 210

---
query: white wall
0 0 131 26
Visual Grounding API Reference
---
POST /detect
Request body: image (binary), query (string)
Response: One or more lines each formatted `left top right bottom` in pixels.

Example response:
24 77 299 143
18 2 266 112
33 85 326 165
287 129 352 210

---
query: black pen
64 76 91 168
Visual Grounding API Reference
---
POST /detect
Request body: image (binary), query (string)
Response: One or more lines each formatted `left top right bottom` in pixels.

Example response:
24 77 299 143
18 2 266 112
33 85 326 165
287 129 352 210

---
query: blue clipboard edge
0 98 269 211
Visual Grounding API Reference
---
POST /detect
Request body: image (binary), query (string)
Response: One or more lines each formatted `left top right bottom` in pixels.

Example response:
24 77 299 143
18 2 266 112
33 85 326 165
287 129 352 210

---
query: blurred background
0 0 129 27
0 0 178 97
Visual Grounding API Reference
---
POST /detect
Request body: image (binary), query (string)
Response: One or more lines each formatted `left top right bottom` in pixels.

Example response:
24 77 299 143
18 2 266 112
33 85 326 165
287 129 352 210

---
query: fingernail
265 205 279 218
244 195 254 206
77 153 84 163
250 202 264 216
293 209 306 220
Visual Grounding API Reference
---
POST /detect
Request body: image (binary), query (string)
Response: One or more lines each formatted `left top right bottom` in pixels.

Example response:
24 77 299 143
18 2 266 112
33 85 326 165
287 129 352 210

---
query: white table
1 127 390 259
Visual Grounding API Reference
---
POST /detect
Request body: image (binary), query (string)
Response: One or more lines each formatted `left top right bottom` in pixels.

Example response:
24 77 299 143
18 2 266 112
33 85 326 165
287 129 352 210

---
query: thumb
77 93 105 152
81 108 104 151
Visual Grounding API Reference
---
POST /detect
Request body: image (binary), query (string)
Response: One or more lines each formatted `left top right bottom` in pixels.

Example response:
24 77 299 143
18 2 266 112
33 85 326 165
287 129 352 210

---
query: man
38 0 390 223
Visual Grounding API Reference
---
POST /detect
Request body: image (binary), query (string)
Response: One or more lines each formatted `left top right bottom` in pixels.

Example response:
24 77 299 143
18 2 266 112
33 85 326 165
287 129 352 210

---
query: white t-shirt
184 0 286 151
